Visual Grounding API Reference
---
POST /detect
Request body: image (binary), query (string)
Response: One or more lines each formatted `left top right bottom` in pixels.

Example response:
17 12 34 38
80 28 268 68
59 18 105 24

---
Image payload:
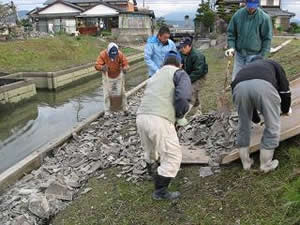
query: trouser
191 77 206 111
102 72 127 112
233 79 281 150
136 114 182 178
232 52 260 81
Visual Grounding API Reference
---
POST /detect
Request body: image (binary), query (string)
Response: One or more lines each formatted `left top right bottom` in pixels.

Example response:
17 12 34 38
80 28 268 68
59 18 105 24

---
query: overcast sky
2 0 300 18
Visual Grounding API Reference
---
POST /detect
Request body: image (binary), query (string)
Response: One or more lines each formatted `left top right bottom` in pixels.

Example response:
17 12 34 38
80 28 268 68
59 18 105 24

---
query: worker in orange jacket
95 42 129 113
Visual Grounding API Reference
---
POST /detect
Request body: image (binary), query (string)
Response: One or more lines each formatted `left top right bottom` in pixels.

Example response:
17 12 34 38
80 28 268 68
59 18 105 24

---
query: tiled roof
263 7 296 17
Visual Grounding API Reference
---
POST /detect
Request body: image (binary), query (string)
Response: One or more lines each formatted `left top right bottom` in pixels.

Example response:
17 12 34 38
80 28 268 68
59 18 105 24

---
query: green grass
52 41 300 225
0 35 141 73
271 37 290 48
269 39 300 80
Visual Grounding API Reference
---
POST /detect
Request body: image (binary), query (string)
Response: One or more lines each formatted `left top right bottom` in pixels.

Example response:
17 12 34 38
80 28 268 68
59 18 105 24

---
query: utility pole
143 0 145 8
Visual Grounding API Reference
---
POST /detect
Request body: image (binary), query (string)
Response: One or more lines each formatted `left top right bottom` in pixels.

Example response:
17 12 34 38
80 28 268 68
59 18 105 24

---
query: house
29 1 84 34
29 0 154 40
43 0 137 12
261 0 295 31
215 0 295 31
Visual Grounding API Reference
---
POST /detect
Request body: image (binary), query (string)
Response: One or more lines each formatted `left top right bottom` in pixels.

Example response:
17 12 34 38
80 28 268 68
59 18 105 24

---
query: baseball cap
179 37 193 49
246 0 259 9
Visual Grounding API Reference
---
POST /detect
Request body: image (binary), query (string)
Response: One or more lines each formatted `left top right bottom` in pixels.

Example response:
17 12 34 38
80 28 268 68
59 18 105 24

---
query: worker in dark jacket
136 51 192 200
231 57 292 173
225 0 272 80
179 37 208 114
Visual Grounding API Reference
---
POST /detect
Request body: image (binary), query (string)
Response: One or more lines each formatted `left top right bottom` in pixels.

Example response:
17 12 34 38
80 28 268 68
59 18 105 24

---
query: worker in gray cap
225 0 272 81
231 57 291 173
179 36 208 115
136 50 192 200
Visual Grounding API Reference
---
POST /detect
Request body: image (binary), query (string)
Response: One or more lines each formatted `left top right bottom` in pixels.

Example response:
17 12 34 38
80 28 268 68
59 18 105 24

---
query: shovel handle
224 59 232 91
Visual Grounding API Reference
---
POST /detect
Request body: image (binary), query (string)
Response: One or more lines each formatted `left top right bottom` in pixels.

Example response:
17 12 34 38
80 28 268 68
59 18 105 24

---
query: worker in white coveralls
136 51 192 200
231 56 292 172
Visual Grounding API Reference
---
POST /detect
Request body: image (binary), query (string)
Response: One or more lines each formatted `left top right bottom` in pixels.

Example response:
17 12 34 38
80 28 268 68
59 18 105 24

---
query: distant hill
164 11 196 22
290 18 300 25
17 10 29 20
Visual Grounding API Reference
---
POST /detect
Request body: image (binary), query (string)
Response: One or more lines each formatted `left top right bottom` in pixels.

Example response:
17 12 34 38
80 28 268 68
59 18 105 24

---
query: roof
38 0 85 12
44 0 102 5
78 3 120 17
216 0 244 4
263 7 296 17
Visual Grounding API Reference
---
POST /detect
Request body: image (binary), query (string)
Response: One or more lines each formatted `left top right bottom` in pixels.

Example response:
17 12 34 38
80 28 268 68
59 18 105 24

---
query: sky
1 0 300 19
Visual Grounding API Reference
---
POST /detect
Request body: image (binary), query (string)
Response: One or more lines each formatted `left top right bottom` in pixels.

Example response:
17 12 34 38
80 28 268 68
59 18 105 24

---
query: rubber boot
152 175 181 200
239 147 254 170
260 149 279 173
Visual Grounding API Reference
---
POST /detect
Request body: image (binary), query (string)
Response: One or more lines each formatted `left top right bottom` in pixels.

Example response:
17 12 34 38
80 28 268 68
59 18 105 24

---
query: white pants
136 114 182 178
102 72 127 112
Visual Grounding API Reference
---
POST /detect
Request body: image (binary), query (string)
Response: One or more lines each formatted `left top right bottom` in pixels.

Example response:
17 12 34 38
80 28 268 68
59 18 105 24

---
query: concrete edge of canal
0 79 148 194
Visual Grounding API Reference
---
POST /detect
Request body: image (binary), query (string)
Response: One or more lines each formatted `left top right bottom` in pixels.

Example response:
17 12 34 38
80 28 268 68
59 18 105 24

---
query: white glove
176 117 189 127
282 107 292 117
225 48 235 57
176 104 193 127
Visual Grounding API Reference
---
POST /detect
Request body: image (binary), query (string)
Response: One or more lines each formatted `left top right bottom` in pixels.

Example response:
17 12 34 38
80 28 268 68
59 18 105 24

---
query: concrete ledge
3 53 144 90
0 79 148 193
0 79 36 104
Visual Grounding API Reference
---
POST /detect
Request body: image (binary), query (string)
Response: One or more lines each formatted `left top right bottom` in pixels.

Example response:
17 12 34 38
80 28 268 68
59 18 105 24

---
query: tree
216 0 240 23
156 17 167 28
195 0 216 32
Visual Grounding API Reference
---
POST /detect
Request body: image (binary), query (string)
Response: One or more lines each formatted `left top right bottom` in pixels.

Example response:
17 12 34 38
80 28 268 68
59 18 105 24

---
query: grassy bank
0 35 140 73
53 40 300 225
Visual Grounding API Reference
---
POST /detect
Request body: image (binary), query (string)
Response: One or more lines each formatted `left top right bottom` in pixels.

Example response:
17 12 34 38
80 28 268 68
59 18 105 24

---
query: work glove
176 117 189 127
282 107 292 117
101 65 108 73
176 104 193 128
225 48 235 57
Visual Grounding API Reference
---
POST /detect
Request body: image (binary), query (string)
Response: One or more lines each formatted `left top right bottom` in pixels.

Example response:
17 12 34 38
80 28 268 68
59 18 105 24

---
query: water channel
0 66 148 173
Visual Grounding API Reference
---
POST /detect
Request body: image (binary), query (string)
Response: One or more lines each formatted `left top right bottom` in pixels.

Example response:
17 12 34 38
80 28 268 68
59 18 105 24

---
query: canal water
0 66 148 173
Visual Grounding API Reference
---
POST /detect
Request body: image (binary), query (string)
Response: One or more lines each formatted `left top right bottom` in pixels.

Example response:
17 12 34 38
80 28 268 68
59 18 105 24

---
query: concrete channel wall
0 79 36 104
3 53 145 90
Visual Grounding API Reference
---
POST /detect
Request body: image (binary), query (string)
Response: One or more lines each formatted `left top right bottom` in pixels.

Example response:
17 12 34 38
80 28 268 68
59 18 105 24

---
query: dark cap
179 37 193 49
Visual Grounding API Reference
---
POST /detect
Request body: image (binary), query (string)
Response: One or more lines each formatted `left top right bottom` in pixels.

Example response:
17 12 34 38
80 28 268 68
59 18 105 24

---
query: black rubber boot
152 175 181 200
145 162 159 180
252 109 261 124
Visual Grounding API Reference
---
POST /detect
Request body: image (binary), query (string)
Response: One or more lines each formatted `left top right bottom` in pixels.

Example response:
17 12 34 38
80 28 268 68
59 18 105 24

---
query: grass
271 37 289 48
52 40 300 225
0 35 141 73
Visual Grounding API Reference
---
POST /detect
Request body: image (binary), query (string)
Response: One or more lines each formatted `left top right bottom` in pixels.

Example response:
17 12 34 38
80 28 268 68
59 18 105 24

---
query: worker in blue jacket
144 26 177 77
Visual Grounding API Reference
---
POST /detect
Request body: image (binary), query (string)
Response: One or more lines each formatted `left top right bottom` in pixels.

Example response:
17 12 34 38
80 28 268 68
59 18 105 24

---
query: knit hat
246 0 259 9
107 42 119 60
164 50 182 65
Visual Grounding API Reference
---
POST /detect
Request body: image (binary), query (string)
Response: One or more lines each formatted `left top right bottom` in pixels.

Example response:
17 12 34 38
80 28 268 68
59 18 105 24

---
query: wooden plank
182 146 210 164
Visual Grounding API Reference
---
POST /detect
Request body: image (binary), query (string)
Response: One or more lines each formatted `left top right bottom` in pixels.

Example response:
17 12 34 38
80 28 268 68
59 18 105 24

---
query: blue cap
108 46 118 60
165 50 182 65
246 0 259 9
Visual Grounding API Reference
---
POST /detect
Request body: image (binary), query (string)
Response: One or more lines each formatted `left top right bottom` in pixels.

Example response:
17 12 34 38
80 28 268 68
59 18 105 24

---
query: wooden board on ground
181 146 210 164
